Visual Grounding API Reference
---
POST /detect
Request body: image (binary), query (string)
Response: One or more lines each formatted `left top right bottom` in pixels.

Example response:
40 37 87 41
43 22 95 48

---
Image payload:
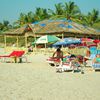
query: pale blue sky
0 0 100 23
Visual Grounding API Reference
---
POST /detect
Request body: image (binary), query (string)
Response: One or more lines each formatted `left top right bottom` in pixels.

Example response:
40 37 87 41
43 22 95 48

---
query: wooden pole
16 36 19 48
34 35 37 49
4 35 7 51
45 43 46 48
98 35 99 40
62 33 64 48
25 35 27 48
28 24 37 49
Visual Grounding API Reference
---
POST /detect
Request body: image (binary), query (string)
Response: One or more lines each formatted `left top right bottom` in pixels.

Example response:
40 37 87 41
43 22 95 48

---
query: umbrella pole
45 43 46 48
29 24 37 49
45 43 47 54
62 33 64 48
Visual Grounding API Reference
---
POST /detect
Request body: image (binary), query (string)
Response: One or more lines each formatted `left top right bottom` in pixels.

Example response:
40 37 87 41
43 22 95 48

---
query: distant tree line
0 1 100 33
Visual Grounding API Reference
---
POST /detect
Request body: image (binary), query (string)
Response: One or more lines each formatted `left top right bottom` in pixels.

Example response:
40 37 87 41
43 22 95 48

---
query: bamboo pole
16 36 19 48
4 35 7 51
25 35 27 48
29 24 37 48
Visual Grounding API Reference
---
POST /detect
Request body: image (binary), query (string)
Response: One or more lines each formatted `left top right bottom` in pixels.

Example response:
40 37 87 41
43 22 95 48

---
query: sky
0 0 100 23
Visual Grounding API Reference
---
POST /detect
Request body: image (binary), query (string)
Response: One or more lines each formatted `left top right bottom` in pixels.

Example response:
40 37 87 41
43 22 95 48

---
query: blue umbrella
63 38 81 44
53 40 68 46
53 38 81 47
53 39 70 47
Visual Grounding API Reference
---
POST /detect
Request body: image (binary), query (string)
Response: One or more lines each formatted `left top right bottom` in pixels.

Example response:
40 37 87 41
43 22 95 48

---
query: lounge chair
0 50 27 63
92 53 100 71
92 63 100 71
56 56 81 73
85 50 100 71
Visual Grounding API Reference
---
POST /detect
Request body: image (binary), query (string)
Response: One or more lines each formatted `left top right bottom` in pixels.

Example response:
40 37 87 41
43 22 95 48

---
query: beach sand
0 54 100 100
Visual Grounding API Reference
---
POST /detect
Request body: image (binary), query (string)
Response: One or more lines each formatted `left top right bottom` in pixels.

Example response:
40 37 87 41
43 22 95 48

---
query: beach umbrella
80 38 98 48
81 38 93 42
53 39 68 46
64 38 81 44
80 38 93 44
53 38 81 47
93 39 100 44
35 35 60 44
34 35 60 48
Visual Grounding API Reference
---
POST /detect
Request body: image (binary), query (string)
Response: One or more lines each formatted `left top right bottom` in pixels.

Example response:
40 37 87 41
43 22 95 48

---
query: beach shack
1 19 100 48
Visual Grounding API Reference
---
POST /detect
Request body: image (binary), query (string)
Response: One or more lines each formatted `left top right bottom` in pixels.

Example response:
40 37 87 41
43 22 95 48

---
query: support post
16 36 19 48
4 35 7 51
28 24 37 48
25 35 27 48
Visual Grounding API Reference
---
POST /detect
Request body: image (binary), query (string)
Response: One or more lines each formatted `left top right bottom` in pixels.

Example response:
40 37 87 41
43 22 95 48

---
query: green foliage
0 1 100 31
82 9 99 26
93 21 100 29
0 20 12 32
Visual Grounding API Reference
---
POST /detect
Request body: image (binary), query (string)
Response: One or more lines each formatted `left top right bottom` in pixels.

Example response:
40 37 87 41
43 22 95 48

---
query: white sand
0 54 100 100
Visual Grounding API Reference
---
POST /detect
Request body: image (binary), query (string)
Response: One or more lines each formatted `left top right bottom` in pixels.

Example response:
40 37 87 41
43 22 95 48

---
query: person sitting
92 54 100 64
69 55 81 73
52 48 63 61
28 45 33 52
86 48 91 58
92 54 100 70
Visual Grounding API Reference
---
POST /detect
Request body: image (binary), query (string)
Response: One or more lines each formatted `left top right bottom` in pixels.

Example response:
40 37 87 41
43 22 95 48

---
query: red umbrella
81 38 93 42
80 38 93 47
93 39 100 44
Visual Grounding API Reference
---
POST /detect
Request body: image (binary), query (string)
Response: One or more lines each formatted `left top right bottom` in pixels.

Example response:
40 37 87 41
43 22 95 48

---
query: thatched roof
3 26 26 35
30 19 99 35
2 19 100 37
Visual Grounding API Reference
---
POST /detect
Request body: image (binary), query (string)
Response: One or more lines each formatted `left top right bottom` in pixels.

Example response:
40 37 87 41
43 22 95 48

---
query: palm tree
48 1 81 21
93 17 100 29
83 9 99 26
48 3 64 19
64 1 81 20
0 23 3 31
0 20 11 31
33 7 50 21
14 12 35 27
18 13 27 25
14 13 29 26
26 11 34 23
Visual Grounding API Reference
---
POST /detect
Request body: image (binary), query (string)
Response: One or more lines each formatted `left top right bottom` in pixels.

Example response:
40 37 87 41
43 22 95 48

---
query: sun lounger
47 55 83 73
85 50 100 71
0 50 27 63
92 63 100 70
56 62 73 72
46 57 61 66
